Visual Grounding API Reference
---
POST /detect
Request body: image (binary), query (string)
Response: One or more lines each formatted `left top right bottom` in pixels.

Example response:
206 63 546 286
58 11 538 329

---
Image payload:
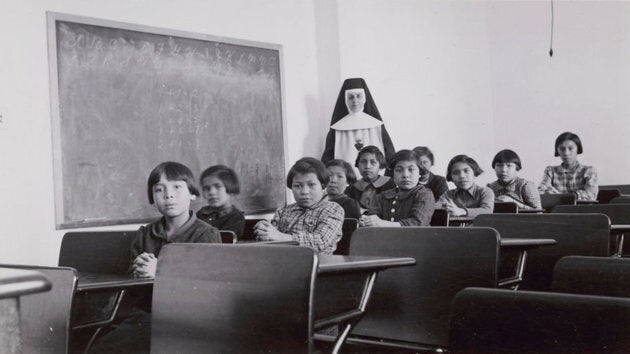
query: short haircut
354 145 387 169
554 131 583 156
200 165 241 194
147 161 199 204
286 157 329 188
388 149 429 175
412 146 435 166
325 159 357 184
446 154 484 182
492 149 522 170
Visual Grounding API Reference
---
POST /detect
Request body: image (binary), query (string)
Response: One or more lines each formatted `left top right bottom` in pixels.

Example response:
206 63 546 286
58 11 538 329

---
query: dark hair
446 155 484 182
491 149 522 170
554 132 583 156
412 146 435 166
147 161 199 204
388 149 429 175
325 159 357 185
286 157 329 188
354 145 387 169
200 165 240 194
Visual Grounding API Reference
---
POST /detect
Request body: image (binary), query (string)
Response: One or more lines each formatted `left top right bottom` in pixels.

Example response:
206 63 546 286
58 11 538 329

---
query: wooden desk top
317 255 416 275
77 272 153 292
499 238 557 249
517 208 546 214
0 268 51 299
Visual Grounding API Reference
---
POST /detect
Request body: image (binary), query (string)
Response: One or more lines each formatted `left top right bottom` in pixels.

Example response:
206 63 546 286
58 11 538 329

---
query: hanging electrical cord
549 0 554 57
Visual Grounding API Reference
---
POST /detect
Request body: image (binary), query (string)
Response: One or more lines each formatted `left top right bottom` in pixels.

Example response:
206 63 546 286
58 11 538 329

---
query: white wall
487 1 630 184
2 0 630 265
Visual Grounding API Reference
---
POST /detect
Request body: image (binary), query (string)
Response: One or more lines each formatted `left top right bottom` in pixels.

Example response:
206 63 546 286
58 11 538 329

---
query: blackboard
47 13 287 229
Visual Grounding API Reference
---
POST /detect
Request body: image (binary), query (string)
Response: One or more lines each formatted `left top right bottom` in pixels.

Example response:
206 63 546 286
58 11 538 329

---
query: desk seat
449 287 630 353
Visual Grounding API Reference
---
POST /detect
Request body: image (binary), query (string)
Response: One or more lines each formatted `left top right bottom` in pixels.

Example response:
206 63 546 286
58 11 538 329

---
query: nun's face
345 89 366 114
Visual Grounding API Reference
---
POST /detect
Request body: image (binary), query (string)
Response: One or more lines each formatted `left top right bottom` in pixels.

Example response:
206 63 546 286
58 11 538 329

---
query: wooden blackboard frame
47 12 288 229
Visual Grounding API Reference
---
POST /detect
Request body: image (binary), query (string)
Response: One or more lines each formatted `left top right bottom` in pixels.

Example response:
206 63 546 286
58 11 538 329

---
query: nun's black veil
321 78 395 163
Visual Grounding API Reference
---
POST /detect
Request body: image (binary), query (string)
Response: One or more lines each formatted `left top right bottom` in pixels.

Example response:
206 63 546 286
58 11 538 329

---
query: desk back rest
0 264 77 354
493 202 519 213
241 218 264 241
552 204 630 224
151 244 317 354
597 189 622 204
348 227 499 347
449 287 630 353
58 231 135 274
474 213 610 291
219 230 237 244
601 184 630 195
429 209 450 226
333 218 359 255
611 197 630 204
540 193 576 212
552 256 630 298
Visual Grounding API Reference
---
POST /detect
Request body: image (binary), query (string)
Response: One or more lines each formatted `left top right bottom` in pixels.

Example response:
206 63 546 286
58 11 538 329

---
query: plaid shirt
538 163 598 201
272 199 344 254
488 177 542 209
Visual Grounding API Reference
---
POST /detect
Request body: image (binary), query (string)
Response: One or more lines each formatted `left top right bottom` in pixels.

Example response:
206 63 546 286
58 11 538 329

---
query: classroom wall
334 0 630 186
2 0 630 265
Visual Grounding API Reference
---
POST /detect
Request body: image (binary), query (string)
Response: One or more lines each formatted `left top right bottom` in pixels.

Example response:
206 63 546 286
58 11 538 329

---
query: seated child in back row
361 149 435 227
254 157 344 254
196 165 245 238
325 159 362 220
93 161 220 353
437 154 494 217
487 149 542 209
346 145 396 209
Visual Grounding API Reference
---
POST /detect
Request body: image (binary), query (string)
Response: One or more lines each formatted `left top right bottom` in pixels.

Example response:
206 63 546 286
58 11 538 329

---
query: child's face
393 160 421 191
557 140 578 164
358 153 381 182
152 174 195 219
201 175 231 208
345 88 366 114
494 162 518 183
451 162 476 190
291 172 324 208
326 166 349 197
418 155 432 174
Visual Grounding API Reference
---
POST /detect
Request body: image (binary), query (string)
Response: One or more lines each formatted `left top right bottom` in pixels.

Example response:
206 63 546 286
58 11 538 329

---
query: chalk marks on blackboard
48 12 286 228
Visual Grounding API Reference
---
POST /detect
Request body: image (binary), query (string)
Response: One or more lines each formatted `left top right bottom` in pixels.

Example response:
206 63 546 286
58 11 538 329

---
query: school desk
498 238 557 289
150 243 415 354
0 267 51 353
611 224 630 257
314 254 416 354
448 215 475 226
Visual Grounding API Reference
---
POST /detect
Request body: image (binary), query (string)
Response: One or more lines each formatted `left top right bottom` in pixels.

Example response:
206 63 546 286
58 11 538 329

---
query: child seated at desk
92 161 220 353
538 131 598 201
437 154 494 217
361 149 435 227
487 149 542 209
325 159 362 220
346 145 396 209
254 157 344 254
196 165 245 237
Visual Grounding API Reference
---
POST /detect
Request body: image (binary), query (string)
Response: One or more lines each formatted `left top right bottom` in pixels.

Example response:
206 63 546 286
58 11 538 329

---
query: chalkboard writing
47 13 286 229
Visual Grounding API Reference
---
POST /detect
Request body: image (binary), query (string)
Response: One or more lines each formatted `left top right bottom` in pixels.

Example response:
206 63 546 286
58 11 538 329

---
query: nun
321 78 395 164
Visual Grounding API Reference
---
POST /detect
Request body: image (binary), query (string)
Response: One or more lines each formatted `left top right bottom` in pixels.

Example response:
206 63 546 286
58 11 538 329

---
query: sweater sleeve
398 189 436 226
464 187 495 217
538 166 560 194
